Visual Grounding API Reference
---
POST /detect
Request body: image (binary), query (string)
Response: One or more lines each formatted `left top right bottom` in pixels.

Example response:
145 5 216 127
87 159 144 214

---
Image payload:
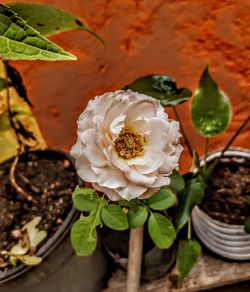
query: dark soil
200 155 250 225
0 150 78 254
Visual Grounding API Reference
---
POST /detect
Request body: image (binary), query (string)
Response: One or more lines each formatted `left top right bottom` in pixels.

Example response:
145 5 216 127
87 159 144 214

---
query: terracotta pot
191 148 250 261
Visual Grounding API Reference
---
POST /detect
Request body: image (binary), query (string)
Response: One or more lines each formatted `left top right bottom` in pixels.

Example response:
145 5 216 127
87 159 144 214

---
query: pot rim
194 147 250 228
0 148 79 284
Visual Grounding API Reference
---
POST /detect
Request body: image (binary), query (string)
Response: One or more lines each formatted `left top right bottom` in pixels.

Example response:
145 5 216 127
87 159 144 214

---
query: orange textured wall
4 0 250 172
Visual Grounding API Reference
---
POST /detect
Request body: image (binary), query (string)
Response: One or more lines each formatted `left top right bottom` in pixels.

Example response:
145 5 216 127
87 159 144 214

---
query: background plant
0 1 101 267
124 65 250 281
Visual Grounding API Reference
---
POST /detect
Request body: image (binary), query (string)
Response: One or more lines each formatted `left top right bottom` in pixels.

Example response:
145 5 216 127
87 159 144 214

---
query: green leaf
176 240 201 282
85 198 108 241
169 170 185 193
118 198 139 208
175 176 205 232
124 74 192 107
148 212 176 249
246 196 250 205
101 204 129 231
244 217 250 234
191 66 231 137
128 206 148 228
8 2 103 43
0 4 77 61
70 216 97 256
146 187 176 210
72 186 99 212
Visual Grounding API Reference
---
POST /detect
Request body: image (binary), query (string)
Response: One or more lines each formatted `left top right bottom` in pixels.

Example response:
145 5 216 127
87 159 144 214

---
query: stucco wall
4 0 250 172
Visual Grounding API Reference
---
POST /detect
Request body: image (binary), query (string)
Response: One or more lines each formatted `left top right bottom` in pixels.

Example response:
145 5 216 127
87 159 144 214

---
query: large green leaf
191 66 231 137
148 212 176 249
0 4 77 61
101 205 129 231
8 2 102 43
128 206 148 228
176 240 201 282
70 216 97 256
72 186 100 212
146 187 176 210
124 74 192 107
175 176 205 232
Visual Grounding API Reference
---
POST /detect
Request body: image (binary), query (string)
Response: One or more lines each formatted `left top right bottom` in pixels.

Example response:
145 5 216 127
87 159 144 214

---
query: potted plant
0 2 101 282
125 66 250 273
69 66 249 291
191 147 250 260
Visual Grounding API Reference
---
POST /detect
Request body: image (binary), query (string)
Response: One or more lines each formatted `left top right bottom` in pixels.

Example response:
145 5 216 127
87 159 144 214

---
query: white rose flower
71 90 183 201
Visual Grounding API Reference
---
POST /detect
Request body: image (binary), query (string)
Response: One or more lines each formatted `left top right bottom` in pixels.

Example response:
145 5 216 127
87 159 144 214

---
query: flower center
114 128 145 159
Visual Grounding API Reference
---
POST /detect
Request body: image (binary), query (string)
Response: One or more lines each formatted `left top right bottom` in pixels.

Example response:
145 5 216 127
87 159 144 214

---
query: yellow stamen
114 128 145 159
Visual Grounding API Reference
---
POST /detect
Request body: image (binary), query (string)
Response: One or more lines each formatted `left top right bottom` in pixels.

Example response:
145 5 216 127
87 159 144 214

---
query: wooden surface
104 254 250 292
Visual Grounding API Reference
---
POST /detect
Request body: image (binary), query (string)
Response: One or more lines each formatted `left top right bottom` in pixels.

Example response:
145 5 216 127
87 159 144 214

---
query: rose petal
109 114 126 138
159 155 181 173
139 187 160 199
126 100 156 122
117 183 147 200
93 183 122 201
79 129 107 167
92 166 127 188
75 155 97 182
129 149 164 174
132 117 151 135
107 146 130 172
151 175 171 187
125 168 157 186
167 120 181 144
147 118 170 148
70 137 83 159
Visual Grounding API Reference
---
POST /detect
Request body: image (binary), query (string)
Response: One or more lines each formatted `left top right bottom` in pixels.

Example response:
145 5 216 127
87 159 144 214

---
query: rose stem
126 226 144 292
206 114 250 178
172 106 194 160
204 137 209 170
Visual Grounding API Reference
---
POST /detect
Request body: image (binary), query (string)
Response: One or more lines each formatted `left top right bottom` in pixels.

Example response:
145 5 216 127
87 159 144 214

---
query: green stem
207 115 250 178
221 115 250 156
140 201 152 214
187 219 192 240
172 106 193 159
204 137 209 170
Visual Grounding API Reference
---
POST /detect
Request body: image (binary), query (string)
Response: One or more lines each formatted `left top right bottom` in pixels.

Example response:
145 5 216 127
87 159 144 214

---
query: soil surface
0 150 78 258
200 156 250 225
